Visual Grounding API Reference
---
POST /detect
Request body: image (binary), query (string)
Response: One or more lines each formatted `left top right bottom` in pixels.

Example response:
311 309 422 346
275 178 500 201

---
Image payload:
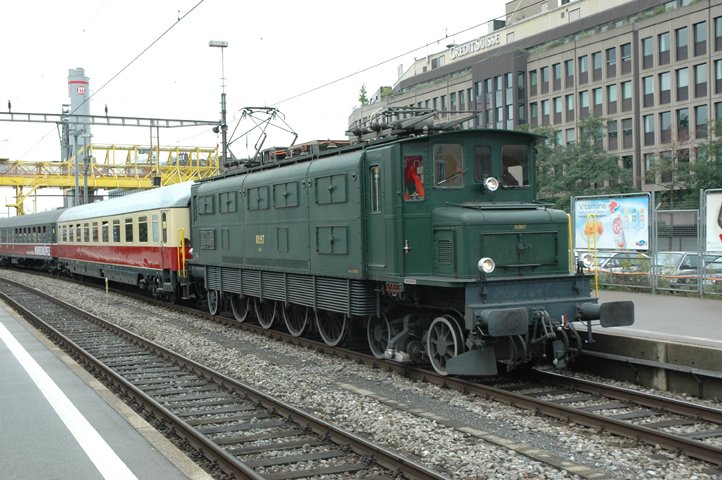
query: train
0 122 633 376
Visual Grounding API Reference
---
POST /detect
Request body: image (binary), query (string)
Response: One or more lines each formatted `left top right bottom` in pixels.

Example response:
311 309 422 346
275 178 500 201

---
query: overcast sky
1 0 509 162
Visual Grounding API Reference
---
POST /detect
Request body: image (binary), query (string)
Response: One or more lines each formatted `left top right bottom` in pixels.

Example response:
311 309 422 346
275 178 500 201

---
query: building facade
349 0 722 191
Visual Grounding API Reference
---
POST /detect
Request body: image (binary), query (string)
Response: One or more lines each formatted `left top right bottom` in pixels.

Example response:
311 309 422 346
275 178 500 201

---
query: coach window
125 218 134 243
92 222 99 242
138 216 148 243
501 145 530 187
76 224 81 242
473 146 492 183
69 224 75 242
102 221 109 242
161 212 168 243
83 223 90 243
151 215 159 243
403 157 424 201
433 144 464 188
112 220 121 243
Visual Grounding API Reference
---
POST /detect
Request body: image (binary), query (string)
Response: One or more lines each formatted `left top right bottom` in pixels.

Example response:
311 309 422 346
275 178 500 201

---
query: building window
540 67 549 94
677 107 689 141
658 32 670 65
553 96 562 123
593 87 603 115
676 67 689 101
578 55 588 84
552 63 561 90
676 26 688 61
579 90 589 116
694 21 707 56
715 16 722 51
450 92 457 112
530 102 538 126
642 37 653 68
566 127 576 145
659 72 671 104
622 80 632 111
607 84 617 114
660 111 672 143
529 70 538 96
592 51 602 81
606 47 616 78
621 43 632 74
715 59 722 93
607 119 618 151
622 118 633 149
565 59 574 87
694 63 708 97
695 104 708 138
622 155 633 170
565 93 575 122
643 114 655 146
643 76 654 108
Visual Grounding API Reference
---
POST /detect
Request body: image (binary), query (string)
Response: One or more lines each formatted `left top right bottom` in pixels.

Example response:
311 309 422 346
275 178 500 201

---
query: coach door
365 149 390 279
160 210 169 270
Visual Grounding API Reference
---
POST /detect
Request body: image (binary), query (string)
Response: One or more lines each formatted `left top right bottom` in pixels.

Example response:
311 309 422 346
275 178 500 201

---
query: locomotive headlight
484 177 499 192
478 257 496 274
578 252 593 268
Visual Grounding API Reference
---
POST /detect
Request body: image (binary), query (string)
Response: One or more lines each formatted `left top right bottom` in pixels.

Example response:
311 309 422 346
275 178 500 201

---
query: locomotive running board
446 346 498 376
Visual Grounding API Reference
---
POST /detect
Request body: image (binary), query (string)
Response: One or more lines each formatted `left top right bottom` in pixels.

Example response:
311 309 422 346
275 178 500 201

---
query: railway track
0 277 446 480
127 286 722 467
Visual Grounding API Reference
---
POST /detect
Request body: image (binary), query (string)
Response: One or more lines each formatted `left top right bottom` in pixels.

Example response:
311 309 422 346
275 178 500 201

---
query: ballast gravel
2 270 720 480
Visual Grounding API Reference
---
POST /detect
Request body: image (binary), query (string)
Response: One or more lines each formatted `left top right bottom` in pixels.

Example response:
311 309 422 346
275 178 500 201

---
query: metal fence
578 191 722 298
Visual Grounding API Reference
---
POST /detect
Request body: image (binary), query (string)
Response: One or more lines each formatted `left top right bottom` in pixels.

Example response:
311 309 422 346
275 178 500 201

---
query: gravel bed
3 270 721 480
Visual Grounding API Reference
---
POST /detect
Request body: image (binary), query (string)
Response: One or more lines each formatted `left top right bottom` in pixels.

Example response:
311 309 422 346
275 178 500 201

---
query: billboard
573 194 651 251
705 191 722 253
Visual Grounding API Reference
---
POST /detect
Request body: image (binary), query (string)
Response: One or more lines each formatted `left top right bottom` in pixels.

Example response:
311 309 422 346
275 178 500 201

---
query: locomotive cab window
433 144 464 188
501 144 530 188
403 157 424 201
473 146 492 183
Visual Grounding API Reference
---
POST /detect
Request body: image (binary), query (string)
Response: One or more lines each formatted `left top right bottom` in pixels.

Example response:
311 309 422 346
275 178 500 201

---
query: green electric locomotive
189 125 633 376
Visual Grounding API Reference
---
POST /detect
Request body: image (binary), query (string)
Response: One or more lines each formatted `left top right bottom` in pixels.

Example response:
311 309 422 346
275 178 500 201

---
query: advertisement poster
573 195 650 251
705 191 722 253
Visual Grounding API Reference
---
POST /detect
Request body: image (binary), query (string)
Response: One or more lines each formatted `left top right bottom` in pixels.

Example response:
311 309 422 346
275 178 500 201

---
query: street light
209 40 228 167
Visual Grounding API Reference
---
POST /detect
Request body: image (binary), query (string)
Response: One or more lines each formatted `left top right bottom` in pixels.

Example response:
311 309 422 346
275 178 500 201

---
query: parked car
658 251 722 288
597 251 650 274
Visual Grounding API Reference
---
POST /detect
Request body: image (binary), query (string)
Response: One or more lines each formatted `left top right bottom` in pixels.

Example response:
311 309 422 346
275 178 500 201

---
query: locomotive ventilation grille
205 266 377 316
435 240 453 265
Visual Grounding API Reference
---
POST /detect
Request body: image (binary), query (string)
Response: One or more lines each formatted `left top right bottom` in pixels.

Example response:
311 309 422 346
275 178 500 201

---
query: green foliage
358 84 369 106
523 116 634 211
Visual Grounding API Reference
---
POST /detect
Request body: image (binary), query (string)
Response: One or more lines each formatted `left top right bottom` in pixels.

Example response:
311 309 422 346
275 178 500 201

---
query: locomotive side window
473 146 492 183
403 157 424 201
370 166 382 212
501 144 530 188
433 144 464 188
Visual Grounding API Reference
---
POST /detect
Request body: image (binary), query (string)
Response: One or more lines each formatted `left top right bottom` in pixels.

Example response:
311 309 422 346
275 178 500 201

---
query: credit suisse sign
448 33 501 59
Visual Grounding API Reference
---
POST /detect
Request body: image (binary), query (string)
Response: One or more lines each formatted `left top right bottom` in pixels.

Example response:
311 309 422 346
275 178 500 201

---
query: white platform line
0 321 138 480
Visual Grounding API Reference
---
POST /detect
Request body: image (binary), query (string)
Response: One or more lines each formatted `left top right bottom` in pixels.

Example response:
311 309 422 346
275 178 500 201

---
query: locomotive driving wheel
229 294 251 322
427 315 464 376
366 314 392 359
283 304 309 337
315 310 348 346
254 298 278 329
207 290 220 316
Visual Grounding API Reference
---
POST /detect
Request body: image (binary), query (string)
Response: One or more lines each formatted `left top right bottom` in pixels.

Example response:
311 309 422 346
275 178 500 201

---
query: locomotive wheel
229 294 251 322
366 314 391 359
283 304 309 337
207 289 220 316
255 298 278 329
315 310 348 347
427 315 464 376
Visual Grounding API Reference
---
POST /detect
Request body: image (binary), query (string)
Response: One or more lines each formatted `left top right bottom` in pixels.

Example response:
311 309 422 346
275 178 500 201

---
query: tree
523 116 634 210
358 84 369 106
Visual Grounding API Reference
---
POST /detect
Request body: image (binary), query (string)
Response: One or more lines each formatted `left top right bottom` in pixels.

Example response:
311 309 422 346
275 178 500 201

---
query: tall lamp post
209 40 228 167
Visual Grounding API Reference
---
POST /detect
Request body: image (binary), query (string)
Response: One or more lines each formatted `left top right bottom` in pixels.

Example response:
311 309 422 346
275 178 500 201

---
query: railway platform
0 300 210 480
598 289 722 347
